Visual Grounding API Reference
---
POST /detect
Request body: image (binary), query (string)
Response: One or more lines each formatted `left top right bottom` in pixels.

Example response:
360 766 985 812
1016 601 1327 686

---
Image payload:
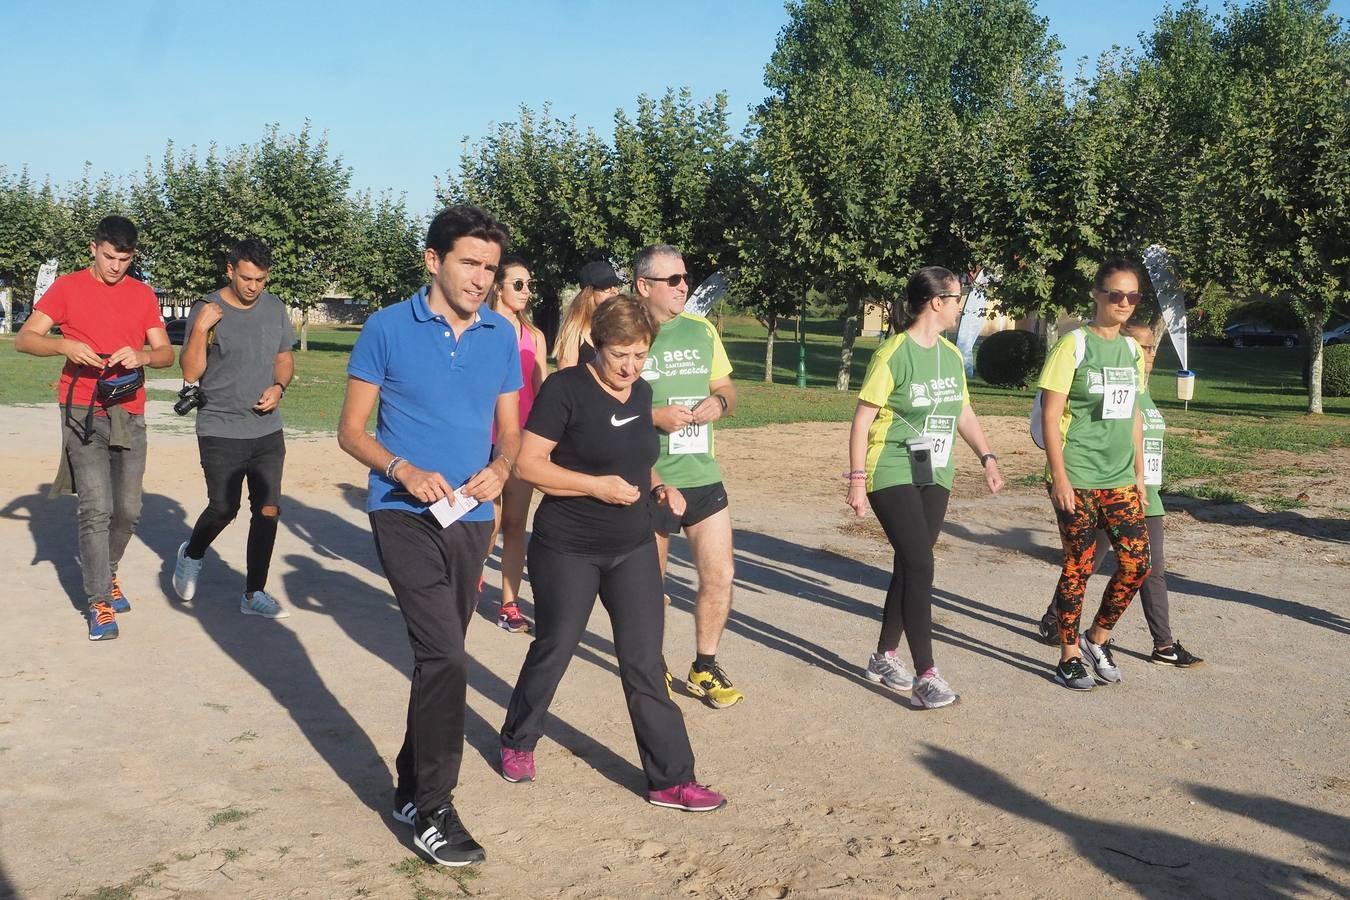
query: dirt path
1 407 1346 899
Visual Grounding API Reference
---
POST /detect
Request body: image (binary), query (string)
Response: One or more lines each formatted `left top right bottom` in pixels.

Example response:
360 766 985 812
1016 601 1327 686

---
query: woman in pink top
489 256 548 633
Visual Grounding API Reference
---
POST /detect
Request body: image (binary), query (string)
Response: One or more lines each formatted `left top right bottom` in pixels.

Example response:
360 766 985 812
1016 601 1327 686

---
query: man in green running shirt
634 244 743 709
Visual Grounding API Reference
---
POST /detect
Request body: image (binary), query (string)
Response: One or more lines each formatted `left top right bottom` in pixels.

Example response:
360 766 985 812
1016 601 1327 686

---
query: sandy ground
0 404 1347 900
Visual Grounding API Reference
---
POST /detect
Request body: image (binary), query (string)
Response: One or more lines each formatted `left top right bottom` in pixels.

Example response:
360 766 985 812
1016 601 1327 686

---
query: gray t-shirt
186 291 296 438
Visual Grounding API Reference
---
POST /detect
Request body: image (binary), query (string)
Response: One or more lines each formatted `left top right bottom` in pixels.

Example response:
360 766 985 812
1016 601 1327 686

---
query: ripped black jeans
185 430 286 594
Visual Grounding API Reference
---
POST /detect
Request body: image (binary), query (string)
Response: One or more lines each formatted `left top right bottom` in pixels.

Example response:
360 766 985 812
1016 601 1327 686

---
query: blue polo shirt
348 288 523 520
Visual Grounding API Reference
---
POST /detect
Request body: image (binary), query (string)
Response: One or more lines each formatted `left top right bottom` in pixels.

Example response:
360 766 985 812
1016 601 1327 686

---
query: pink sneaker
500 746 535 783
646 782 727 812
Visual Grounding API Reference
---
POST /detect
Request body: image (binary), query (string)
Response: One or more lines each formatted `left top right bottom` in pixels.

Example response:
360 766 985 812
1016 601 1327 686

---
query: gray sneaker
241 590 290 619
911 670 959 709
172 541 202 601
1078 634 1122 684
865 652 914 691
1055 656 1096 691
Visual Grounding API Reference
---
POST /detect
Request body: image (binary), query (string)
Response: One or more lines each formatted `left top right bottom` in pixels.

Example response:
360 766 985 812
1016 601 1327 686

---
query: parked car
1323 321 1350 345
165 318 188 346
1224 322 1300 348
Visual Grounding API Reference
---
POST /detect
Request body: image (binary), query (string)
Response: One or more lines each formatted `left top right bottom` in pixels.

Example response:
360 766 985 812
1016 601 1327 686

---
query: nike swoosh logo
611 414 639 427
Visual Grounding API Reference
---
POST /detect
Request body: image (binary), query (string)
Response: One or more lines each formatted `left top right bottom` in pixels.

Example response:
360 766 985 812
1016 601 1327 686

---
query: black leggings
500 539 696 791
186 431 285 594
866 483 950 673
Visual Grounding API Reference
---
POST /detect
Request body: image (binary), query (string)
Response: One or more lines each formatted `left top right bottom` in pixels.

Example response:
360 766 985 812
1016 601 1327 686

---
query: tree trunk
1307 326 1324 415
763 311 777 383
1043 311 1059 352
300 307 309 352
836 287 863 392
539 284 562 356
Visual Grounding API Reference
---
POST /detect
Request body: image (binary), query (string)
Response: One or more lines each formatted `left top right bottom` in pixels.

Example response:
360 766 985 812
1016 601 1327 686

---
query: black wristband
274 382 287 396
715 393 728 412
980 452 998 467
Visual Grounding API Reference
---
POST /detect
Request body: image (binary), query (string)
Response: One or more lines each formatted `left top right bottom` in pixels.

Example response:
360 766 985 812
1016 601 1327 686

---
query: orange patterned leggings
1050 486 1150 646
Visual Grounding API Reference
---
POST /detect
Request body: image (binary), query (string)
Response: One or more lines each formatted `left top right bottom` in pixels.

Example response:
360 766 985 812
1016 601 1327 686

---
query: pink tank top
516 323 538 426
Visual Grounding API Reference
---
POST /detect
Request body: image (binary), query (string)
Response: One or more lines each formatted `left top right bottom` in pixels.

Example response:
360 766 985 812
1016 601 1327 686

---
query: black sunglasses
640 272 690 287
1098 289 1143 305
509 279 534 292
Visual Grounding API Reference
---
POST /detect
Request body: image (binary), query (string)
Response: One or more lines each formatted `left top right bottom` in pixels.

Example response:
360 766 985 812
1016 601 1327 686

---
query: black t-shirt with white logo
525 364 659 555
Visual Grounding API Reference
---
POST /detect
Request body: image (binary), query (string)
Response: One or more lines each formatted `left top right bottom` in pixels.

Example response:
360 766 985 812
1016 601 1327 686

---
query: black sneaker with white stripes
1151 640 1204 667
414 804 485 867
391 799 416 826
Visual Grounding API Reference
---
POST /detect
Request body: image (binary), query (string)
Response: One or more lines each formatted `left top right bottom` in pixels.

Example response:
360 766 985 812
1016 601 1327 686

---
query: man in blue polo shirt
338 205 521 867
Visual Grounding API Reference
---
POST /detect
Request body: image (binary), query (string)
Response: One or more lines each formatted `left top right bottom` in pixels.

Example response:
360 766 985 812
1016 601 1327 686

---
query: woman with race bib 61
1037 258 1151 691
847 266 1004 709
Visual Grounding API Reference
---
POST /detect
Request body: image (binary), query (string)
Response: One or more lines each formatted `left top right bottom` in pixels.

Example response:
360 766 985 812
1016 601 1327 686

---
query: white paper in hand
428 491 479 529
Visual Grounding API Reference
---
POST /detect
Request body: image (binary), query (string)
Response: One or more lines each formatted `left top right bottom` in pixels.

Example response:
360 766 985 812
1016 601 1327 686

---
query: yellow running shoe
665 671 676 701
686 662 744 709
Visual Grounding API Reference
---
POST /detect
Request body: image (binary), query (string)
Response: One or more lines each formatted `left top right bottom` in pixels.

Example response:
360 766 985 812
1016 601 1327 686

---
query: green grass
207 807 254 830
4 321 1346 510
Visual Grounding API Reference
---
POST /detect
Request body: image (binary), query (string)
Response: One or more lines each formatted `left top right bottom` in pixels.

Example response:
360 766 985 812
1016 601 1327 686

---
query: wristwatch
273 382 288 396
979 452 998 467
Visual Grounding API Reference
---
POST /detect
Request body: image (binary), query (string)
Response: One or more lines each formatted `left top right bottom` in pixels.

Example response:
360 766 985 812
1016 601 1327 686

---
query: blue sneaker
108 575 131 613
87 601 119 641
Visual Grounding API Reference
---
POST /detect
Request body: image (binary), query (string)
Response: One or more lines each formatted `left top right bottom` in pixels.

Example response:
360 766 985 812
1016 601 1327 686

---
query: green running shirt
1037 328 1146 489
1139 387 1165 517
857 333 970 491
644 312 733 488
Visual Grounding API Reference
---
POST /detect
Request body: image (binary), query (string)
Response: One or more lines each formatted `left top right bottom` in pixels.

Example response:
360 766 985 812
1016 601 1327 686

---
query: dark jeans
501 539 696 791
866 483 950 673
64 413 147 608
372 510 493 817
185 430 286 595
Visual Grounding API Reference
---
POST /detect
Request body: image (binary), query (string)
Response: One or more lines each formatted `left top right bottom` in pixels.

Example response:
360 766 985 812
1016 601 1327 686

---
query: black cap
578 261 622 290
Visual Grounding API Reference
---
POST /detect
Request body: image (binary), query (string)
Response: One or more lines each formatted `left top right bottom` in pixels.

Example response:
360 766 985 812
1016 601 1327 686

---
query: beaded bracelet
384 456 405 481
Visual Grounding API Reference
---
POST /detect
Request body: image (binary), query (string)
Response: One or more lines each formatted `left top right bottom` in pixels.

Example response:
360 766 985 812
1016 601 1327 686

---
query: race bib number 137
1101 367 1137 420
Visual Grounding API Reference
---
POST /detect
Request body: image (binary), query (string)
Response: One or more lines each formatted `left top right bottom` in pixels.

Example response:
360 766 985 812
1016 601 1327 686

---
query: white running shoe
911 670 959 709
865 651 915 691
241 590 290 619
173 542 202 601
1078 634 1122 684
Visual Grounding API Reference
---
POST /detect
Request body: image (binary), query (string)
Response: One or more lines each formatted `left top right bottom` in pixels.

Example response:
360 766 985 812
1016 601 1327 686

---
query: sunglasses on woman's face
510 279 534 292
1100 289 1143 305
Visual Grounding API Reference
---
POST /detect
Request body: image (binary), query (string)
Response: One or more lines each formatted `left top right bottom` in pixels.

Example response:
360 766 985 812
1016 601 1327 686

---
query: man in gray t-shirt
172 238 296 618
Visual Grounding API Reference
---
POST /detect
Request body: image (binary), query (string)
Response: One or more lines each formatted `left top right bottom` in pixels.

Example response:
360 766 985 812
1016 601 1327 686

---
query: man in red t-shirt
17 215 174 641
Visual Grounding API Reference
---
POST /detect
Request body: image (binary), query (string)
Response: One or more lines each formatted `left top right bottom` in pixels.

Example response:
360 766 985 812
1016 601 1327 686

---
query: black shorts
657 481 729 534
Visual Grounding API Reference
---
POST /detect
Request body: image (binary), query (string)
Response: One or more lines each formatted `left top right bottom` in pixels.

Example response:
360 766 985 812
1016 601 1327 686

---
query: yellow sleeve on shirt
1038 333 1078 395
705 319 733 381
858 334 904 407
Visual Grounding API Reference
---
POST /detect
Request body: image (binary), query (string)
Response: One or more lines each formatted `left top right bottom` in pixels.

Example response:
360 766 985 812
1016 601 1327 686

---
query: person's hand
657 484 687 517
61 339 104 368
985 459 1005 494
846 480 869 517
1050 475 1075 514
253 384 283 413
1135 477 1147 501
592 475 641 505
395 462 452 505
462 462 507 503
689 395 722 425
105 346 148 369
193 303 223 334
652 404 694 433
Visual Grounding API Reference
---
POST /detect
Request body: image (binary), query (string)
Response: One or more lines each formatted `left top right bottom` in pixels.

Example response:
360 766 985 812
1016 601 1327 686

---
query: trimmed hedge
1303 343 1350 397
976 330 1045 388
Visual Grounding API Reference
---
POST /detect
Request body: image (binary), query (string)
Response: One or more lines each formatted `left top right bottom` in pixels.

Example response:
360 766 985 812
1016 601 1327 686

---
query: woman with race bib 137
1038 258 1151 692
847 266 1004 709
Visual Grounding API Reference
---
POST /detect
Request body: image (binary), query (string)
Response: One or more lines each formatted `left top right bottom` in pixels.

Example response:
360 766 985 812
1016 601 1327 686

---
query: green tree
0 169 64 301
241 123 353 350
1182 0 1349 413
340 191 425 308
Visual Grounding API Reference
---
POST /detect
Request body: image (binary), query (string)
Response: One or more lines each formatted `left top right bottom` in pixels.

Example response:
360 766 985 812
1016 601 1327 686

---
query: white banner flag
1143 245 1189 372
686 270 731 318
955 269 991 376
33 258 60 304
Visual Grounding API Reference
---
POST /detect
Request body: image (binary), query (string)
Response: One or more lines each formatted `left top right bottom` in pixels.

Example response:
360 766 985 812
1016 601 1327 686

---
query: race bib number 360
668 396 709 455
1101 367 1137 420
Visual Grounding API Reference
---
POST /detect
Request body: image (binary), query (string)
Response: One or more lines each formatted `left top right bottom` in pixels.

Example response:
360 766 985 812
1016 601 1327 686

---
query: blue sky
4 0 1346 214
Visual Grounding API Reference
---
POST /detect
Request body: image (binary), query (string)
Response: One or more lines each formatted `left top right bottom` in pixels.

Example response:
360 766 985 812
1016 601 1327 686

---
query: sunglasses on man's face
1100 289 1143 305
641 273 690 287
509 279 534 292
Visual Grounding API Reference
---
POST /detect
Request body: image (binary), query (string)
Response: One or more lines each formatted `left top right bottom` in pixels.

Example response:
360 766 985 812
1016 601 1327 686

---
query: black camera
174 383 206 416
904 436 936 486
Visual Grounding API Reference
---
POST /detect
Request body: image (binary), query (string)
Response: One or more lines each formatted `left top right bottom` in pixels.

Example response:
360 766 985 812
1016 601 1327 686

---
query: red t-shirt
36 269 165 415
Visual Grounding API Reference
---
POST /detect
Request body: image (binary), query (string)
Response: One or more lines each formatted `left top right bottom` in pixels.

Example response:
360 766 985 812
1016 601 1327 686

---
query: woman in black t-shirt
499 295 727 814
